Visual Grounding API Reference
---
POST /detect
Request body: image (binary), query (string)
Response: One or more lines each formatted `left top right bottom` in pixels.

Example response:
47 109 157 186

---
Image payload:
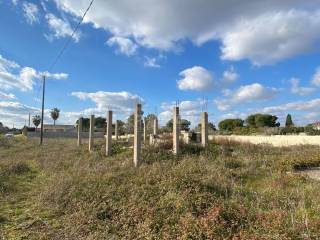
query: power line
39 0 95 145
47 0 95 72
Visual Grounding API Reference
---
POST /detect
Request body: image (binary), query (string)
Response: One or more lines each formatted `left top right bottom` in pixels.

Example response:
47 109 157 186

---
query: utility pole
40 75 46 145
28 112 31 127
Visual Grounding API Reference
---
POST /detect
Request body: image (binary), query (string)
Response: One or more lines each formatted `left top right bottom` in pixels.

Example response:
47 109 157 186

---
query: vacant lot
1 137 320 239
213 135 320 147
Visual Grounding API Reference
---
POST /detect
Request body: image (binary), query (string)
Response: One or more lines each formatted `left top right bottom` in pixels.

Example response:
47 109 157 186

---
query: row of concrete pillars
77 104 209 167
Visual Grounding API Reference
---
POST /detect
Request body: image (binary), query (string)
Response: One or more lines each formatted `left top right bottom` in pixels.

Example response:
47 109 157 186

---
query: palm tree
50 108 60 126
32 115 41 130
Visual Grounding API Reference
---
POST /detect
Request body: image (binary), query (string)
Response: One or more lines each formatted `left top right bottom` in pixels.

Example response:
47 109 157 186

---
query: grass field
1 136 320 239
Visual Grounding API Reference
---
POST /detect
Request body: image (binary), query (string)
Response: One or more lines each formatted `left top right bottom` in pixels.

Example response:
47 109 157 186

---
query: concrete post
201 112 208 147
173 107 180 155
89 115 95 152
106 111 112 156
115 120 119 140
153 117 158 135
134 104 142 167
143 117 147 143
77 117 83 146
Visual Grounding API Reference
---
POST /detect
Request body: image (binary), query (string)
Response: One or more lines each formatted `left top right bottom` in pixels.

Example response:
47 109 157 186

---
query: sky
1 0 320 128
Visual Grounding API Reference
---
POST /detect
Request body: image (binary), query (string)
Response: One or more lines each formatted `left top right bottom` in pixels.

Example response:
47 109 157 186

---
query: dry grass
1 136 320 239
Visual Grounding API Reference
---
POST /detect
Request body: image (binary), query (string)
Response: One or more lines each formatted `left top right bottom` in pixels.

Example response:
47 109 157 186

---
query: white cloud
289 78 316 96
0 92 16 100
42 71 68 80
22 2 39 25
159 99 207 125
0 101 82 128
311 67 320 86
0 101 39 127
144 57 160 68
106 36 138 56
263 99 320 114
221 10 320 65
45 13 80 42
0 54 68 92
0 54 20 71
222 67 238 84
215 83 278 111
71 91 144 116
262 98 320 124
11 0 19 6
177 66 214 91
54 0 320 64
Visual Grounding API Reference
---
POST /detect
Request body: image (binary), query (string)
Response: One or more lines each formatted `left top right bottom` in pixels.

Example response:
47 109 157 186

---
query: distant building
41 124 75 132
311 122 320 130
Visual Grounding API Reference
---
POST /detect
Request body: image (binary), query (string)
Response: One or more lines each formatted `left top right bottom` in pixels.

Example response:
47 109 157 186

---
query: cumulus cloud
71 91 144 116
289 78 316 96
22 2 39 25
221 10 320 65
0 54 68 92
45 13 80 42
215 83 278 111
53 0 320 64
106 36 138 56
144 57 160 68
311 67 320 86
177 66 215 91
222 67 238 84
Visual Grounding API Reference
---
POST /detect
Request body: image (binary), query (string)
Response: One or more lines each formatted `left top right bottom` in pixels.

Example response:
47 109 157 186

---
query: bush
218 119 244 131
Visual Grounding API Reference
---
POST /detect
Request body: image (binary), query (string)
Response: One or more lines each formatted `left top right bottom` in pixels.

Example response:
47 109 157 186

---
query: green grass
1 137 320 239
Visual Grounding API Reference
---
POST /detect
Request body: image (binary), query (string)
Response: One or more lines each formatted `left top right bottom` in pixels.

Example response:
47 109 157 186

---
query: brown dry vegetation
1 136 320 239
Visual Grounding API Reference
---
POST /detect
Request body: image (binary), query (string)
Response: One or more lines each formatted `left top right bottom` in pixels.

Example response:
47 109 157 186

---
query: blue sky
1 0 320 127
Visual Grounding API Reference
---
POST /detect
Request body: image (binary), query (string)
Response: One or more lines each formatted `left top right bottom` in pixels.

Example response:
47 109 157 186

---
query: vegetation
50 108 60 126
246 113 280 128
218 118 244 131
1 137 320 239
32 115 41 129
166 119 191 131
285 114 294 127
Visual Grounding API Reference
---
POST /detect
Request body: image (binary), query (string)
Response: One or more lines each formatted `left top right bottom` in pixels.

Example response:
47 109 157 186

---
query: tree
50 108 60 125
32 115 41 129
218 119 244 131
196 122 216 132
208 122 216 132
95 117 106 128
126 114 135 134
166 119 191 131
285 114 294 127
145 114 157 133
126 111 144 134
114 120 126 135
76 117 107 131
245 114 278 128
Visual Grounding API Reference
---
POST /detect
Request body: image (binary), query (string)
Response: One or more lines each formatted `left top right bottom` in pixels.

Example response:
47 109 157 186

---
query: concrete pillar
77 117 83 146
143 117 147 143
134 104 142 167
201 112 208 147
89 115 94 152
115 120 119 140
153 117 158 135
173 107 180 155
106 111 112 156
